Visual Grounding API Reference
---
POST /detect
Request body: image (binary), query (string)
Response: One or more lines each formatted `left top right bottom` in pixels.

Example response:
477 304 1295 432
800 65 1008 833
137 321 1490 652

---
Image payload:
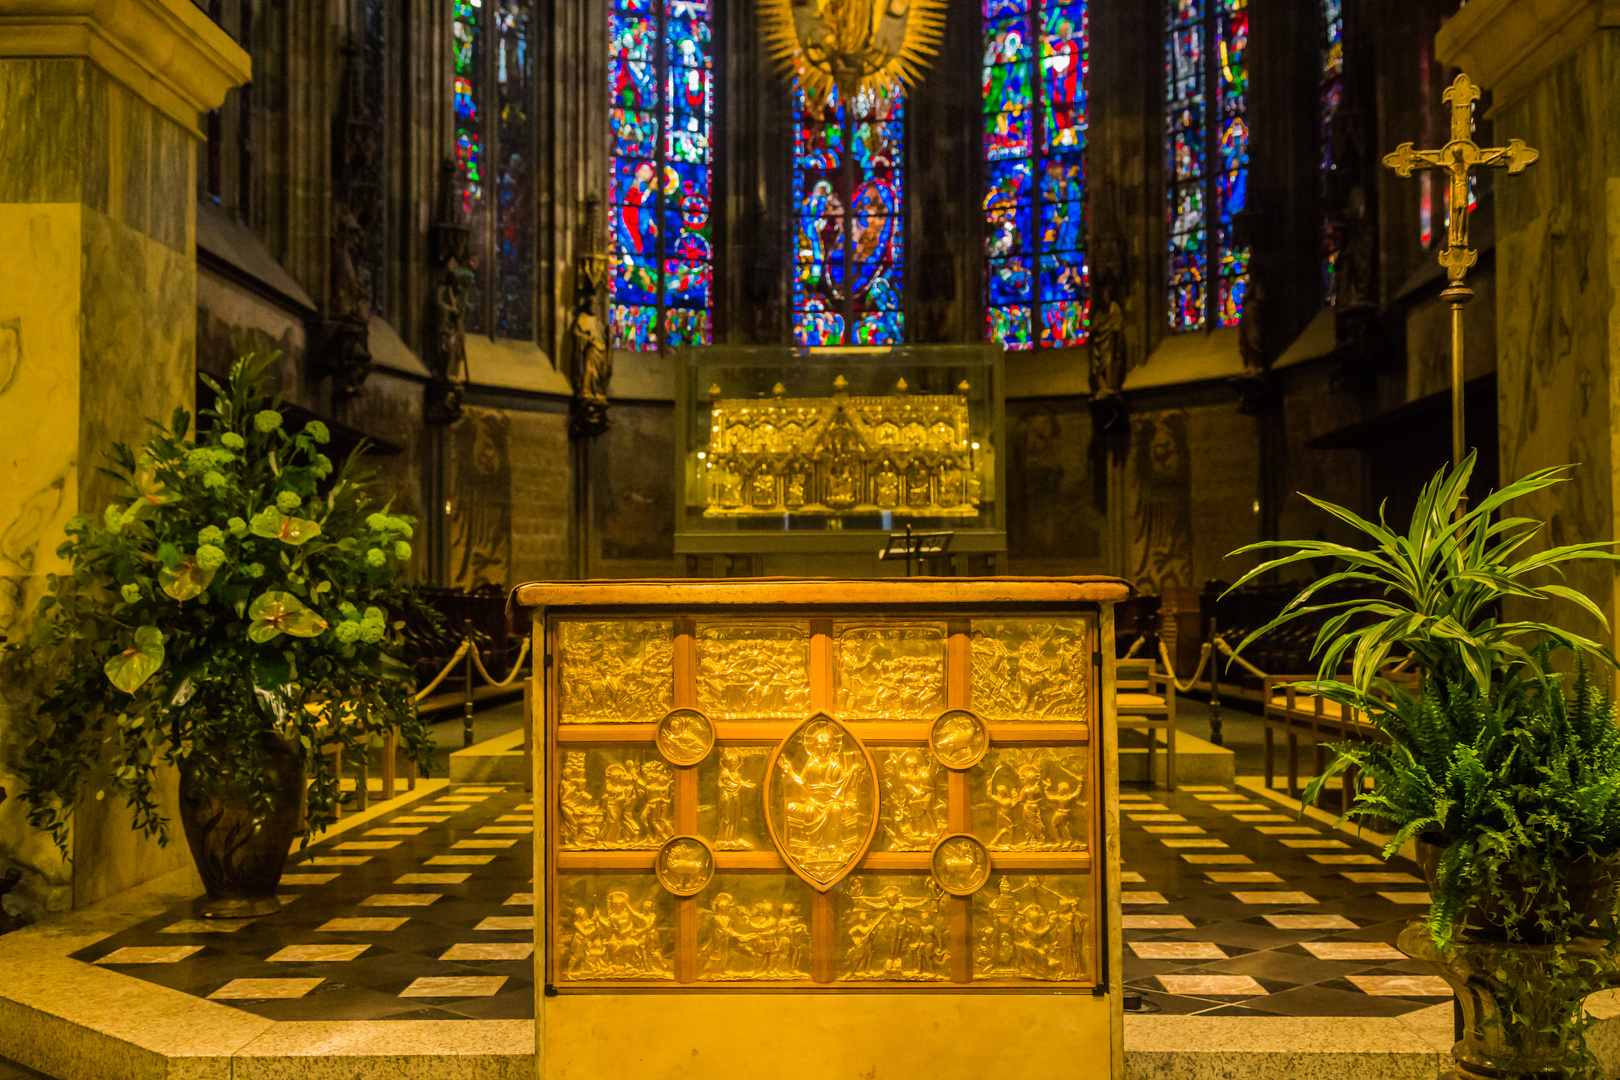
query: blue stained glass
1042 300 1086 347
854 310 903 345
611 59 658 109
988 305 1033 349
609 0 713 349
984 56 1032 113
613 158 659 204
1039 252 1087 301
666 19 711 67
986 158 1034 204
665 308 710 348
614 253 661 304
985 1 1089 349
611 304 657 350
668 67 711 115
669 230 711 261
987 202 1031 258
988 257 1035 304
663 259 711 306
611 14 656 59
612 108 658 156
984 18 1031 64
1040 199 1084 252
986 105 1033 161
792 77 905 345
664 205 708 243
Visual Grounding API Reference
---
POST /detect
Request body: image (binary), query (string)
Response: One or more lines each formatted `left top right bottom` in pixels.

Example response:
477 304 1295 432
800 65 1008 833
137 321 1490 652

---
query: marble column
1437 0 1620 649
0 0 249 915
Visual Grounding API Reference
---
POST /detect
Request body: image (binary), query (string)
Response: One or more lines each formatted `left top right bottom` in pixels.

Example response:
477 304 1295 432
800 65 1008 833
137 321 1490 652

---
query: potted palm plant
11 354 433 916
1227 455 1620 1079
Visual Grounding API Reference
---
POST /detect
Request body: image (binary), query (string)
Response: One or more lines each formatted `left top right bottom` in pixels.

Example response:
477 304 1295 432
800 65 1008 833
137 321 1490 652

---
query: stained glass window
1164 0 1247 332
983 0 1090 351
1321 0 1342 303
610 0 714 352
453 0 534 339
793 81 905 346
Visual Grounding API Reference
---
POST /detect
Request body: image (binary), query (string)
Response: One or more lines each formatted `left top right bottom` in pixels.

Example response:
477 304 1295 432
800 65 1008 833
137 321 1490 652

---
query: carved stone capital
0 0 251 135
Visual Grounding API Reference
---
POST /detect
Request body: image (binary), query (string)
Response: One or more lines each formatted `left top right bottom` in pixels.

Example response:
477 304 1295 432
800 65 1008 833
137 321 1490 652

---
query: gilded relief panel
696 746 770 851
696 874 814 981
557 620 673 722
969 748 1089 852
833 875 950 982
972 875 1091 982
558 749 675 849
766 716 877 888
833 623 947 719
970 617 1091 720
696 622 811 718
557 875 675 981
872 747 948 852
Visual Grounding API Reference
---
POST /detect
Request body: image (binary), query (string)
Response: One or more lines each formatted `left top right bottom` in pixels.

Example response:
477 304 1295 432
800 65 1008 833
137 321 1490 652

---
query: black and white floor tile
72 781 1440 1019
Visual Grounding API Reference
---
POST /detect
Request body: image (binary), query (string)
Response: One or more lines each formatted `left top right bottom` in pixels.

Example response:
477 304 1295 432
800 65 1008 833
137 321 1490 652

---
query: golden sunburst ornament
760 0 948 106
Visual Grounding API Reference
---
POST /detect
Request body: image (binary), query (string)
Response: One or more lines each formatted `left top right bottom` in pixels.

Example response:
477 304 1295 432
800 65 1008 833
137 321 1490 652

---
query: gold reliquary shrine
702 376 981 518
517 577 1127 996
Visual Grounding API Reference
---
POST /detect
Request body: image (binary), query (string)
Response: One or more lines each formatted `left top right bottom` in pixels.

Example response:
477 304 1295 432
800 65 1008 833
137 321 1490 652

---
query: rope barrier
470 637 532 688
1123 635 1146 659
411 636 533 704
1214 637 1271 681
411 639 471 703
1156 639 1214 694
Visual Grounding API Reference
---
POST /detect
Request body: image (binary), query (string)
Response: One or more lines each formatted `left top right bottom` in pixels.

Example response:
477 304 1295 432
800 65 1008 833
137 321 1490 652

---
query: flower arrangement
13 353 433 851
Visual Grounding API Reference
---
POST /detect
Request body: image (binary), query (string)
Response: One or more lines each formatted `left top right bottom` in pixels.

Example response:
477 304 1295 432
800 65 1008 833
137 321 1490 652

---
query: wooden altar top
511 575 1132 610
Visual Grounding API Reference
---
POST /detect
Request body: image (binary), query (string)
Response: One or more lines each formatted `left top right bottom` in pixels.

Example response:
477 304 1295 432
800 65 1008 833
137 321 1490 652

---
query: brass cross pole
1383 73 1539 469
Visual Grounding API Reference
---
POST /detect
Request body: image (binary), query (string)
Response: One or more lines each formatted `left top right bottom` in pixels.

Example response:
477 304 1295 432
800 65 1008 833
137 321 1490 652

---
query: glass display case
673 345 1006 568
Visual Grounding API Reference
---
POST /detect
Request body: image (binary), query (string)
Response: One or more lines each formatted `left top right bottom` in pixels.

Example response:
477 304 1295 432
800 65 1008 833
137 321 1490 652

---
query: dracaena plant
1227 452 1620 701
11 353 433 851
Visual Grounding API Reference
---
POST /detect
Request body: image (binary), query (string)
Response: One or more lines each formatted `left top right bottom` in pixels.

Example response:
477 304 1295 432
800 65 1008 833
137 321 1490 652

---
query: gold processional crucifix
1382 73 1539 469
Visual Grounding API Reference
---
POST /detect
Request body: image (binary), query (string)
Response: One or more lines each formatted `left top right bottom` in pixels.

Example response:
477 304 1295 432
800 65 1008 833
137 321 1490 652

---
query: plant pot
178 734 305 918
1399 922 1620 1080
1415 835 1615 944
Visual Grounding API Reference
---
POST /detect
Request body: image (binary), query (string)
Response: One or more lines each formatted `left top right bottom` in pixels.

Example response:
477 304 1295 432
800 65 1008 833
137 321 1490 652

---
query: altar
514 576 1127 1078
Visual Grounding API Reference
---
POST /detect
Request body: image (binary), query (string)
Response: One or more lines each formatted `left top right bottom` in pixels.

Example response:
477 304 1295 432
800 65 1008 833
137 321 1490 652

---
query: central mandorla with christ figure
513 577 1127 1078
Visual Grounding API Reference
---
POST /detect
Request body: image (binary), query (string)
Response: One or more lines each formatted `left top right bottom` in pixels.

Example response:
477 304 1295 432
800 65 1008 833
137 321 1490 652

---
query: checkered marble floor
71 785 535 1021
1118 784 1447 1017
71 781 1440 1020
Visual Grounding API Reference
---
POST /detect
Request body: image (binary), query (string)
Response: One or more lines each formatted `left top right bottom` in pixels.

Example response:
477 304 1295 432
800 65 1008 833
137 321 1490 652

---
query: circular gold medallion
655 835 716 897
929 708 988 770
930 833 991 896
656 707 715 766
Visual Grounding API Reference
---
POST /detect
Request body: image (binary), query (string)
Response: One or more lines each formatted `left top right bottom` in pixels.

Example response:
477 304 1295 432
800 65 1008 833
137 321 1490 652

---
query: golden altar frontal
515 577 1127 1079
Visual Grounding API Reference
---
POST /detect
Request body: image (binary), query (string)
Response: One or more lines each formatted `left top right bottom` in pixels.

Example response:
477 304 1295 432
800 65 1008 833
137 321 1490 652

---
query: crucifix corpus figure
1382 73 1538 469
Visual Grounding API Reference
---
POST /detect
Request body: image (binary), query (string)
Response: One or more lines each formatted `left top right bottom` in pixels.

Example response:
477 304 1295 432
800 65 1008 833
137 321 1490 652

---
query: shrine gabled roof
510 576 1131 611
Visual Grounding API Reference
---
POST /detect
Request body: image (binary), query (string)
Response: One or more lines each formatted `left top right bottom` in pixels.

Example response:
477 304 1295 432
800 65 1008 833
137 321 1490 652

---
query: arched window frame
608 0 715 352
453 0 536 340
1165 0 1248 333
982 0 1090 351
791 81 907 347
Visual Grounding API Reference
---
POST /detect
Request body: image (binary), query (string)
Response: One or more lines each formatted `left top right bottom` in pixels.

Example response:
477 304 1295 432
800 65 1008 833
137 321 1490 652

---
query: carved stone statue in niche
1086 264 1128 441
320 37 379 399
570 197 613 440
427 157 472 425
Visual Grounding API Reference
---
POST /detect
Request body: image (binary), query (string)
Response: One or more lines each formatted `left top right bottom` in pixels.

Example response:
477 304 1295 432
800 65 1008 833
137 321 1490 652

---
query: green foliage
1229 453 1620 1077
1227 452 1620 696
10 353 433 852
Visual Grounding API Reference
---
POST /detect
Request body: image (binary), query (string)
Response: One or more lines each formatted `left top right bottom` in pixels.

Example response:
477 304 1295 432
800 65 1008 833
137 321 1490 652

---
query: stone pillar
0 1 249 915
1437 0 1620 651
